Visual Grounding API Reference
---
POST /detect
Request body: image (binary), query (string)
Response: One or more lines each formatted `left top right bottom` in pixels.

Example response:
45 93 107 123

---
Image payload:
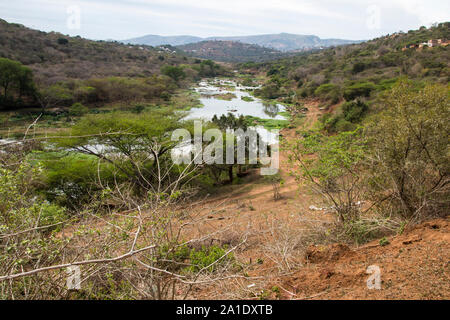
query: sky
1 0 449 41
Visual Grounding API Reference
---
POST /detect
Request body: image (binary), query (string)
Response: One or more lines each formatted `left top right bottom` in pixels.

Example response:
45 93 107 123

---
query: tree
161 65 185 82
0 140 243 300
343 81 376 101
36 83 74 110
0 58 35 108
366 81 449 219
57 38 69 45
57 110 191 194
69 102 89 116
342 100 368 123
287 129 368 223
210 113 254 184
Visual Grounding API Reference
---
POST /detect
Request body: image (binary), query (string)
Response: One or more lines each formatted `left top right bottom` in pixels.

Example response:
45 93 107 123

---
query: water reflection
187 79 286 121
262 102 280 118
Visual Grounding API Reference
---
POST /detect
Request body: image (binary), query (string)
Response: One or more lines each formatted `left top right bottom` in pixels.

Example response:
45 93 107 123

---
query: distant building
402 39 448 51
428 39 438 47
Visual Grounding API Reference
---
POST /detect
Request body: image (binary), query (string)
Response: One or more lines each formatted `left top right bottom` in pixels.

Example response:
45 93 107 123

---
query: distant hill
124 33 361 51
177 40 288 62
206 33 360 51
0 19 192 84
125 34 203 47
243 22 450 112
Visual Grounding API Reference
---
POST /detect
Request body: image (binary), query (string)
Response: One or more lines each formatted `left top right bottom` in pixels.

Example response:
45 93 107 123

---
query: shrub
0 58 36 108
0 162 67 231
342 100 369 123
352 62 366 74
314 83 342 102
187 245 233 273
161 65 185 82
343 81 376 101
69 102 89 116
366 81 449 219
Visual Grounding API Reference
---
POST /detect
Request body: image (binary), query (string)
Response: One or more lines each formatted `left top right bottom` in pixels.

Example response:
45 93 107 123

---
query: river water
187 79 286 121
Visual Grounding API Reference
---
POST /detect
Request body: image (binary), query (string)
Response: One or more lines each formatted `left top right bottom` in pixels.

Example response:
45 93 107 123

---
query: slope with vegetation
0 18 229 117
0 20 448 300
125 32 360 52
243 22 449 132
177 40 288 62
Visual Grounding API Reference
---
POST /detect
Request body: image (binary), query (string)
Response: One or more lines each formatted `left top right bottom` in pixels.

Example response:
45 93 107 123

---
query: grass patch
245 115 290 130
209 93 237 101
241 96 254 102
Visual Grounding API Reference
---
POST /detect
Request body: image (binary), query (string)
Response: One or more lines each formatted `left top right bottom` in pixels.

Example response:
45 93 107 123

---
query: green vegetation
210 93 237 101
241 96 254 102
0 20 448 299
178 40 287 63
320 100 369 133
161 65 186 82
245 116 289 130
288 81 449 244
241 22 449 132
0 58 35 109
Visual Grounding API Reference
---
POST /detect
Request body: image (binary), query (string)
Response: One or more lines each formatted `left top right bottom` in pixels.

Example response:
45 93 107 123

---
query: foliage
341 100 369 122
0 58 35 108
287 128 368 223
161 65 186 82
187 245 233 273
0 162 66 231
314 83 341 103
366 81 449 220
57 110 191 194
69 102 88 116
343 81 376 101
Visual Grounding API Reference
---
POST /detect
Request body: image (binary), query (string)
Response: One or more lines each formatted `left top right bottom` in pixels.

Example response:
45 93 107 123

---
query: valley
0 17 448 301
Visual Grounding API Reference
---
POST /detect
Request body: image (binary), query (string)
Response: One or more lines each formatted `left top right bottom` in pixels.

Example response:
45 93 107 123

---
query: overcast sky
1 0 449 40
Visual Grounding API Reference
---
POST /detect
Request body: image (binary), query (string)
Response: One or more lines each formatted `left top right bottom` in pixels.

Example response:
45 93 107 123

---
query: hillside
207 33 360 51
0 18 229 111
124 33 360 51
243 22 449 134
0 19 192 84
125 34 203 46
0 15 448 302
177 40 288 62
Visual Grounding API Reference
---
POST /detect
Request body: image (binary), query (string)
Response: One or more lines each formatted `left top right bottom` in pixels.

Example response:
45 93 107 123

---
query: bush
161 65 185 82
366 81 449 219
352 62 366 74
342 100 368 123
69 102 89 116
0 162 67 231
0 58 36 108
343 81 376 101
187 245 233 273
57 38 69 45
314 83 342 102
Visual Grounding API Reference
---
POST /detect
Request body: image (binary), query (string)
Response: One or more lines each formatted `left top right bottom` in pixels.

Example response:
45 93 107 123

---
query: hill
242 22 450 132
0 19 193 84
124 33 360 51
0 18 229 110
207 33 360 51
177 40 288 62
125 34 203 46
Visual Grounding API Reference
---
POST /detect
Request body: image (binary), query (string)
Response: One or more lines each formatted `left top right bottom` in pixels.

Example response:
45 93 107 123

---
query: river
187 79 286 121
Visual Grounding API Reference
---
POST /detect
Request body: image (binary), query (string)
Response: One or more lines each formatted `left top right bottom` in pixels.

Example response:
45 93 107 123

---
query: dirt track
185 103 449 300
